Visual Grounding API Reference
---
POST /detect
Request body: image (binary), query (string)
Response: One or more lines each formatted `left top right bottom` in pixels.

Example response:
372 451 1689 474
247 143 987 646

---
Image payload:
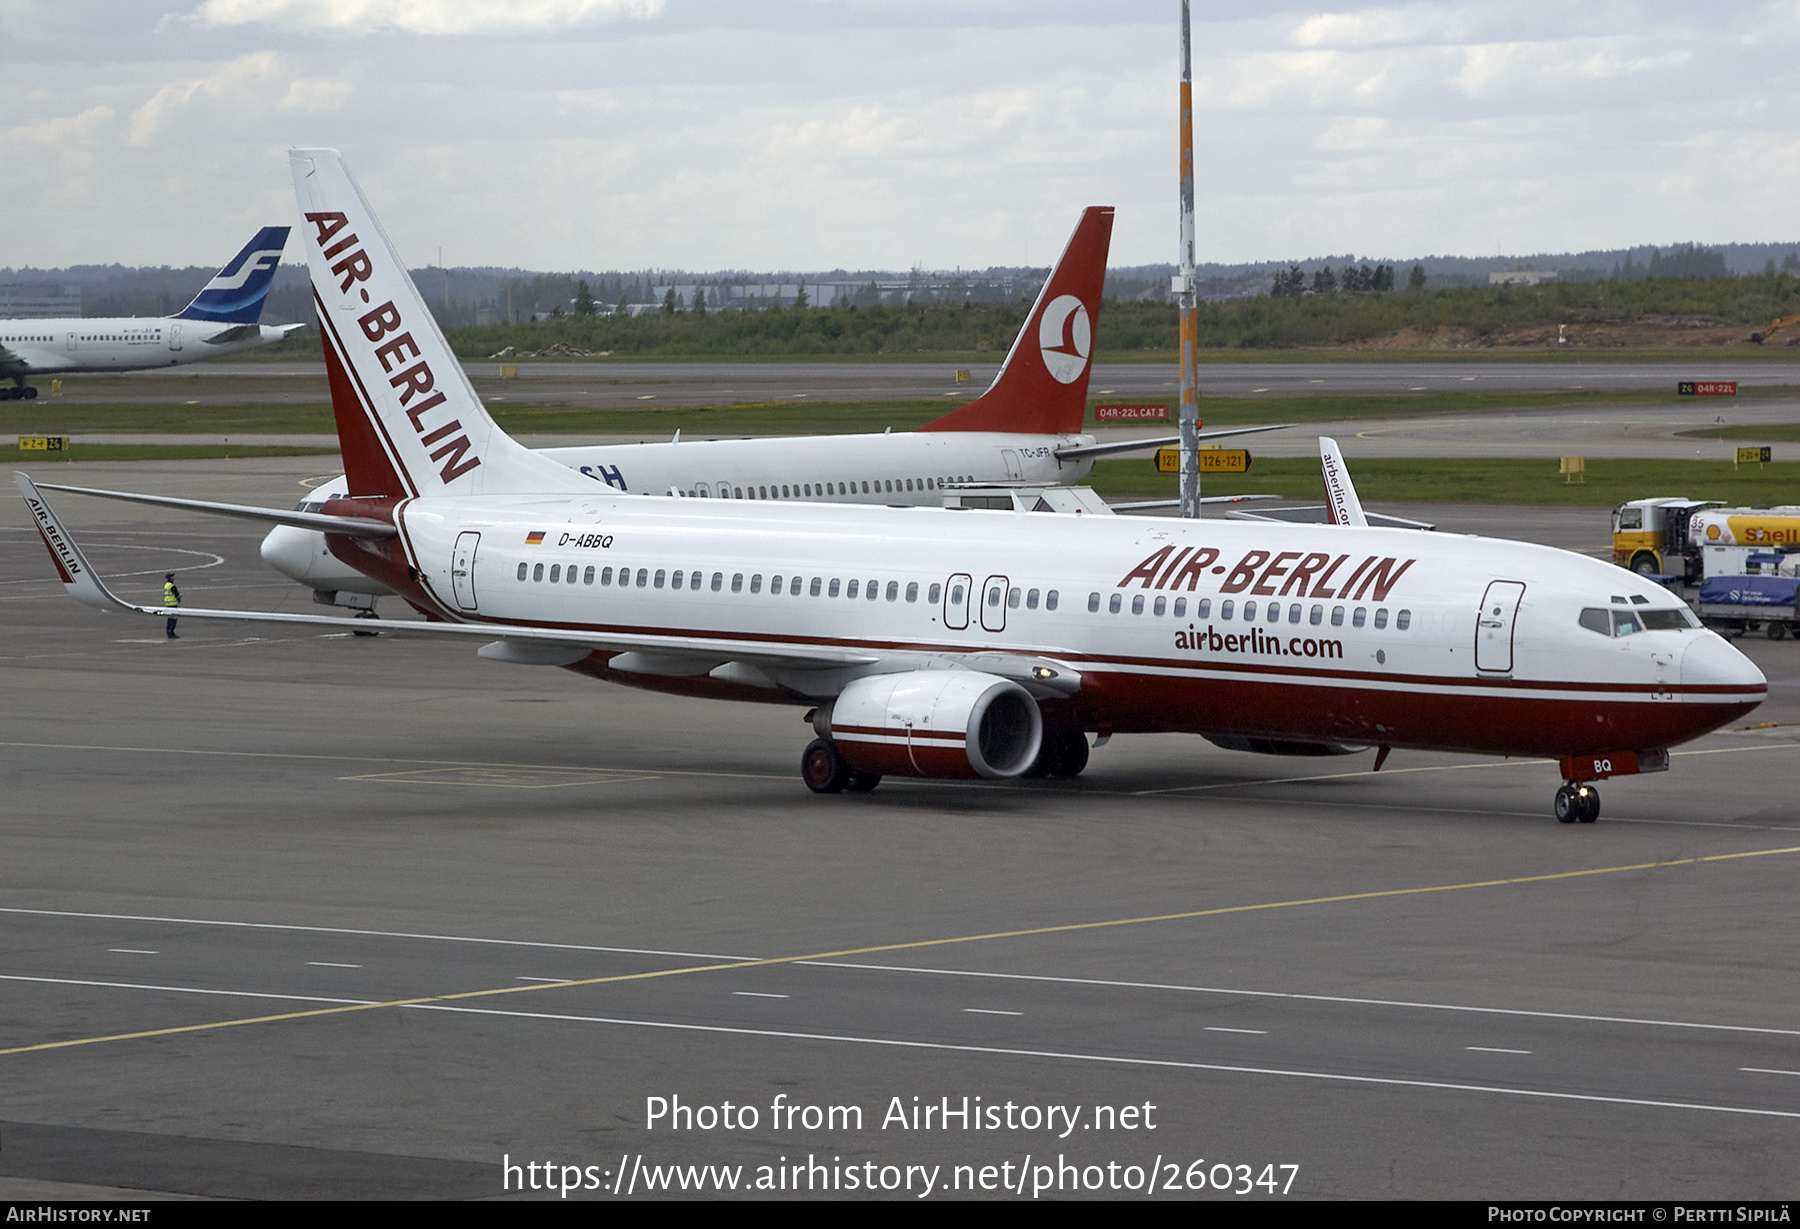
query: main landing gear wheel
352 609 380 637
1554 784 1601 824
845 771 881 793
1047 731 1090 778
801 738 851 794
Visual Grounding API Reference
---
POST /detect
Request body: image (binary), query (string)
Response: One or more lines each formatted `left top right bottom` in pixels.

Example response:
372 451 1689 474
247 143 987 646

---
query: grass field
1085 456 1800 506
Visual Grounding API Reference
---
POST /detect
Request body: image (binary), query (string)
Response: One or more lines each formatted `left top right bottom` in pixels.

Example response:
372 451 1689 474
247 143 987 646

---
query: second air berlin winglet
1319 436 1368 528
921 206 1113 436
16 474 133 612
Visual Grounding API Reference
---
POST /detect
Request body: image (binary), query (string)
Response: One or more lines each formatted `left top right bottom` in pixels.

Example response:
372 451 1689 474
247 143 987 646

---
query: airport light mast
1175 0 1201 518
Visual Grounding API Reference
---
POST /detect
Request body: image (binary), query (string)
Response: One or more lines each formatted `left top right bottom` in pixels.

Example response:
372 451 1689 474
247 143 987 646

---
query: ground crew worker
164 572 180 639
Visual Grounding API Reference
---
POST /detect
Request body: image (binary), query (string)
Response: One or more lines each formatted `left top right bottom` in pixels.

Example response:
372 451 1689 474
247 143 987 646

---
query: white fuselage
361 493 1763 758
0 317 294 376
263 429 1100 596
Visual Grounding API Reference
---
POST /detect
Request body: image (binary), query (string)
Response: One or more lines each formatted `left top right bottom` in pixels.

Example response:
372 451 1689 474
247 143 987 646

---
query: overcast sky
5 1 1800 272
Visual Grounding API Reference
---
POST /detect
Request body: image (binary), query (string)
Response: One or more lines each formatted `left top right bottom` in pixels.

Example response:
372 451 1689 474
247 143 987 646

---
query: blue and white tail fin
290 148 589 500
175 226 290 323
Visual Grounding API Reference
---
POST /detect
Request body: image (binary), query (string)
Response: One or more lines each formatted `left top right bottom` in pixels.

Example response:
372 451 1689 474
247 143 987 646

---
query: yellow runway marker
5 844 1798 1060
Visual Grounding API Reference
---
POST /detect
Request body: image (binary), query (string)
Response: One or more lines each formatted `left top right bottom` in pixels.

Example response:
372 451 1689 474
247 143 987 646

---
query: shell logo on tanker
1723 518 1800 546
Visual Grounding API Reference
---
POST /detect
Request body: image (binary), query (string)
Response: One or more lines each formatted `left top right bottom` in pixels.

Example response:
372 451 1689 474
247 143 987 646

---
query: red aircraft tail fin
921 206 1113 436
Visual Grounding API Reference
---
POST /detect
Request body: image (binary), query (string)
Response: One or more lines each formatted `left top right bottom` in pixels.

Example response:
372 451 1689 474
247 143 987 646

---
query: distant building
1489 267 1558 286
475 307 500 327
0 284 80 318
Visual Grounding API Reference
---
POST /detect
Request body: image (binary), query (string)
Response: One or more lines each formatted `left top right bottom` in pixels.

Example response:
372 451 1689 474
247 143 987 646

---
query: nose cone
260 524 325 583
1682 632 1767 693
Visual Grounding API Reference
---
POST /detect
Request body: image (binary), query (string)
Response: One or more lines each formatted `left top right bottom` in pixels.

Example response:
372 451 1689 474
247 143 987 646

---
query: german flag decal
525 531 545 545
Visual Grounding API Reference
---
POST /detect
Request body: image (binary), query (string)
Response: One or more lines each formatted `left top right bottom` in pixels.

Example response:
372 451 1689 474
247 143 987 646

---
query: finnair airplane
18 149 1766 822
260 207 1280 613
0 227 304 401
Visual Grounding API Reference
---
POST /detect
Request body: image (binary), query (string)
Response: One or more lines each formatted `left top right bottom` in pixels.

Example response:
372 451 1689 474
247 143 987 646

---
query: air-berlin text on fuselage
305 211 480 485
1117 545 1416 602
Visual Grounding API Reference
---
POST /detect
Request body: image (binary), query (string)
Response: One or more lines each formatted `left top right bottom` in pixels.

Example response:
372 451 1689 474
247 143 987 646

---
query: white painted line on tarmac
107 949 158 955
406 1002 1800 1122
0 973 367 1005
732 992 789 999
1740 1067 1800 1077
802 961 1800 1037
307 962 361 968
1467 1046 1532 1054
963 1008 1023 1016
517 977 569 983
0 906 757 962
1205 1027 1267 1035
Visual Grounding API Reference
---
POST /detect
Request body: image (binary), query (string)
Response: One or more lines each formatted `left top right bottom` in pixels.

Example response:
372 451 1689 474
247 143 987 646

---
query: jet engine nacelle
826 670 1042 780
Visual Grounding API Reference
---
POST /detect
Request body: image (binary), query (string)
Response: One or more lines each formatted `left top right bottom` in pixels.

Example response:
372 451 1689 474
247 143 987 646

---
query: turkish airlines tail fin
289 148 587 500
175 226 291 324
920 206 1113 436
1319 436 1368 527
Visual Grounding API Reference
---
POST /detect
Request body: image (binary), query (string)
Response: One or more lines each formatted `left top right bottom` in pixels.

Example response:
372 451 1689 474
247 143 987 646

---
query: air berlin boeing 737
18 149 1766 821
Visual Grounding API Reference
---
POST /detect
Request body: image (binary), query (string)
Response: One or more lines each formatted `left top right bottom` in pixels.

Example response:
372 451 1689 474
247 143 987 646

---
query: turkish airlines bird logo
1037 294 1092 384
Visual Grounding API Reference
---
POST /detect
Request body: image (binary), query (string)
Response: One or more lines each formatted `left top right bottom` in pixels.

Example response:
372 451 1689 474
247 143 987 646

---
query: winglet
15 474 137 612
1319 437 1367 528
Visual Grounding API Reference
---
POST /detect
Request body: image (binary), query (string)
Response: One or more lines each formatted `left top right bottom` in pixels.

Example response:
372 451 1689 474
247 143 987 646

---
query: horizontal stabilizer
1053 422 1293 463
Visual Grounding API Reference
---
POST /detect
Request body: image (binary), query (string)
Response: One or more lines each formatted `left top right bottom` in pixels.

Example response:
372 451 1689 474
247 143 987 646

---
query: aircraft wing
1224 505 1436 530
1110 493 1280 513
0 341 21 376
31 480 398 538
17 473 877 672
1053 423 1292 462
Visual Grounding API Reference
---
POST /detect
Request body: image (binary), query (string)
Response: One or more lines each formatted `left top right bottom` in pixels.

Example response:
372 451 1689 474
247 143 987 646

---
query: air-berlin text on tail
1118 545 1416 602
305 211 481 484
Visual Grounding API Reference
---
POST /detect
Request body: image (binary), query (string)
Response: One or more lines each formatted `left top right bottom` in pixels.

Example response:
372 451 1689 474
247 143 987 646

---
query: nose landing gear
1554 783 1600 824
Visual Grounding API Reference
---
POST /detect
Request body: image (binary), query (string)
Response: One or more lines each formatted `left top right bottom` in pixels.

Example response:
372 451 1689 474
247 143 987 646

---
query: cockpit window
1581 606 1697 636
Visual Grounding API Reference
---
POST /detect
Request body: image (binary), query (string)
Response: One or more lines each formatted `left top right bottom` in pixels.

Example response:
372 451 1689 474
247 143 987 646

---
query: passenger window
1220 599 1234 620
1088 592 1100 613
1045 590 1059 611
653 569 665 589
1396 609 1411 630
930 583 942 603
517 562 527 581
1007 587 1020 608
1131 595 1145 615
1154 596 1166 616
791 576 803 596
750 574 762 594
770 574 782 594
731 573 742 592
1243 600 1256 620
1331 605 1343 626
886 581 899 601
549 564 561 583
1109 593 1122 614
584 566 594 584
602 567 613 585
670 570 683 590
809 577 821 597
1267 602 1281 624
533 563 543 582
1352 607 1366 628
712 572 722 591
829 578 841 598
1374 608 1389 629
907 582 919 602
847 579 860 599
567 567 577 585
867 580 879 601
1026 589 1039 609
1310 604 1322 625
1288 603 1301 624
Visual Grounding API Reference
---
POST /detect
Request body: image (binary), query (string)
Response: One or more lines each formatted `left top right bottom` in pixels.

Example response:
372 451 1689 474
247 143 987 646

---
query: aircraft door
980 574 1009 632
944 573 971 630
451 531 481 612
1475 580 1526 672
1002 449 1023 480
168 324 181 352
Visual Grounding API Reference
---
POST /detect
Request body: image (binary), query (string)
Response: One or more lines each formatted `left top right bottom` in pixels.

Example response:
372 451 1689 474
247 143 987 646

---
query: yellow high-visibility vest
164 582 179 608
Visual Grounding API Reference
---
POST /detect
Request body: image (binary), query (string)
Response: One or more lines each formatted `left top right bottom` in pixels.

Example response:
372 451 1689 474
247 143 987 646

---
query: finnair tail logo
205 250 283 293
1038 294 1091 384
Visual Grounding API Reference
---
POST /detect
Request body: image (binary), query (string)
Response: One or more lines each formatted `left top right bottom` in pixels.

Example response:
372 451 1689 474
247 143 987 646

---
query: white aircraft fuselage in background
0 227 303 399
20 149 1765 820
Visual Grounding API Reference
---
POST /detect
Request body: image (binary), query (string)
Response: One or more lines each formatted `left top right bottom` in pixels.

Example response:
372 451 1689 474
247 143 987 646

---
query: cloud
126 51 351 145
190 0 664 36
